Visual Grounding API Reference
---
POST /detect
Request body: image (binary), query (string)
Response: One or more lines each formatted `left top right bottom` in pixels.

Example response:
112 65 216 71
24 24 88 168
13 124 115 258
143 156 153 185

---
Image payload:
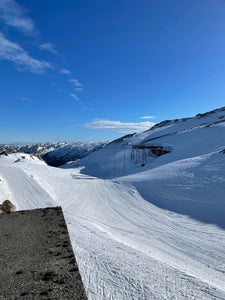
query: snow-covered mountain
1 106 225 299
0 141 107 167
65 106 225 176
63 106 225 228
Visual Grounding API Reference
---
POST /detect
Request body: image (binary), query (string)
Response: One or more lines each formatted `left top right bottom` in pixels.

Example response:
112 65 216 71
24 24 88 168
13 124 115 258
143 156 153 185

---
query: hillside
63 107 225 228
0 107 225 299
64 106 225 176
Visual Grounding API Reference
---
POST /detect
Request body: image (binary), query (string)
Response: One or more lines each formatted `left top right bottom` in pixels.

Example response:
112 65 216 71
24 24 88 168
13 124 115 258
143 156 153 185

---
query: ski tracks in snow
61 179 225 299
1 155 225 299
0 164 57 209
65 211 225 300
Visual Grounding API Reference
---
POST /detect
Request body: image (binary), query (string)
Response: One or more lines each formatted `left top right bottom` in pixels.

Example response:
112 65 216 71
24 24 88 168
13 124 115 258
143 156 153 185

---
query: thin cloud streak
140 115 156 119
84 119 155 131
69 78 82 87
0 33 52 73
60 68 72 75
40 43 57 54
70 93 80 101
0 0 34 33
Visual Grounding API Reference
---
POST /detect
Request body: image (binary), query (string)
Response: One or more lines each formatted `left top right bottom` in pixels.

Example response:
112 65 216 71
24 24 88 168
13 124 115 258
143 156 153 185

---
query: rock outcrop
0 200 16 213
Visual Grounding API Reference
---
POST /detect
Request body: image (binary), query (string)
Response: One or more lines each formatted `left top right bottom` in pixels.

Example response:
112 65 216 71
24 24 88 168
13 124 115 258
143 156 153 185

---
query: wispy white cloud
84 119 155 132
68 78 82 87
0 0 34 33
140 115 156 120
40 43 57 54
59 68 72 75
0 33 52 73
0 1 85 94
70 93 80 101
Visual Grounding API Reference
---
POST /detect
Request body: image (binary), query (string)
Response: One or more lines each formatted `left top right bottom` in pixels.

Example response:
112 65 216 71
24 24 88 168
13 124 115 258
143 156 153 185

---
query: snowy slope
63 107 225 228
63 106 225 177
0 153 225 299
1 107 225 299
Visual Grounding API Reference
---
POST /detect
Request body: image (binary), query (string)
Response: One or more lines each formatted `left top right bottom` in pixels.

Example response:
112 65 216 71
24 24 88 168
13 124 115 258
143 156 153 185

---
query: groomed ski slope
0 153 225 299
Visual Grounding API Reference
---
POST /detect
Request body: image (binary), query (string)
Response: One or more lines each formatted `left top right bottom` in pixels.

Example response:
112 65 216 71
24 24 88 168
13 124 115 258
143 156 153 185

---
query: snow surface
1 107 225 299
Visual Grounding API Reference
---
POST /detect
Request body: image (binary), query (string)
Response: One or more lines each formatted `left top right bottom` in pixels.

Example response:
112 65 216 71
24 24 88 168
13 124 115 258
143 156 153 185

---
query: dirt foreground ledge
0 206 87 300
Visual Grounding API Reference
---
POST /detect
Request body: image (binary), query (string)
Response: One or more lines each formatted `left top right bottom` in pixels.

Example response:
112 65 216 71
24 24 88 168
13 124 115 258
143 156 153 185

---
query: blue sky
1 0 225 143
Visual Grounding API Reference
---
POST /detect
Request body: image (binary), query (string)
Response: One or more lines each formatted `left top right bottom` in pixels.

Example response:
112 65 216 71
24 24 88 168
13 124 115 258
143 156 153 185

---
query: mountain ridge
0 141 107 167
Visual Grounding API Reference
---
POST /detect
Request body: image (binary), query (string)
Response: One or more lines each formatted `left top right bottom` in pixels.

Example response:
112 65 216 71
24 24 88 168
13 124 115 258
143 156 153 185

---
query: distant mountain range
0 141 107 167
